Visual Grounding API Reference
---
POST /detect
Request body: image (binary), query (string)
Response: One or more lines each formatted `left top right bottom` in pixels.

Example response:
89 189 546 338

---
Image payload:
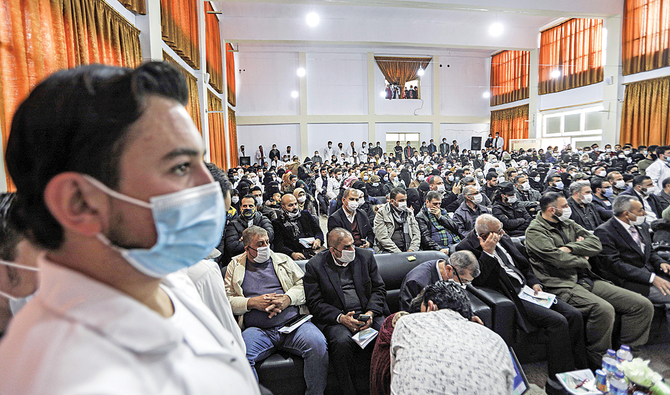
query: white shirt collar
614 216 634 232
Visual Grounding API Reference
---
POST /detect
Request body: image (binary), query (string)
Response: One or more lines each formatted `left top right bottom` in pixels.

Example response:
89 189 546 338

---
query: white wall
538 82 604 111
375 62 433 116
440 123 490 151
307 123 369 157
237 124 301 159
306 53 367 115
440 56 491 117
235 52 300 116
374 123 433 146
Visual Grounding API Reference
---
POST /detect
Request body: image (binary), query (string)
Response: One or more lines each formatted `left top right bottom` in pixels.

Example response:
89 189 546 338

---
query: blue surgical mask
555 181 564 190
604 187 614 198
0 260 40 314
86 176 225 278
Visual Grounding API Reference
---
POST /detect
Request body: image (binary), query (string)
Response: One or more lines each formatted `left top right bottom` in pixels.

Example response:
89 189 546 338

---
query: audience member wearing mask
491 182 532 237
590 178 614 220
273 194 325 261
453 185 491 238
620 175 663 223
225 195 275 259
415 191 462 254
328 188 374 249
567 181 603 231
373 188 421 253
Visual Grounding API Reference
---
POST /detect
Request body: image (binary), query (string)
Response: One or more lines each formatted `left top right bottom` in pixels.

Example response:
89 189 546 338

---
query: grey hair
474 213 501 235
342 188 361 200
569 180 590 196
327 227 352 249
612 195 638 216
463 185 478 196
242 225 268 247
449 251 481 278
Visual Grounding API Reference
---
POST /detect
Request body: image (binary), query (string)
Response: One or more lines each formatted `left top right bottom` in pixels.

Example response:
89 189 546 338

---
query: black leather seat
256 251 498 395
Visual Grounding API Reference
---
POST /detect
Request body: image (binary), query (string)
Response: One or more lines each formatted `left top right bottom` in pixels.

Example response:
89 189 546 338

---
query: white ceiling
214 0 624 54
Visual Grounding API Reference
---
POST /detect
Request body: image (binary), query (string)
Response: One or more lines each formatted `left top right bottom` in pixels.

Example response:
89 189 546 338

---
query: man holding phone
304 228 388 395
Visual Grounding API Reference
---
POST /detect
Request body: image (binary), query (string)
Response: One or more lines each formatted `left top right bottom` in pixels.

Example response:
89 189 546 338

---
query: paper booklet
299 237 316 248
518 285 557 309
555 369 601 395
352 328 379 349
278 314 313 334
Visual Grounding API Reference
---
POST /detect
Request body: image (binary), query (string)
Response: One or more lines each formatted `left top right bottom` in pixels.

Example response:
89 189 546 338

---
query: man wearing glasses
398 251 480 312
455 214 587 392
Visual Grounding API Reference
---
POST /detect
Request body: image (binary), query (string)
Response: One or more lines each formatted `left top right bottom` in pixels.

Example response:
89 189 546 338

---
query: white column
299 52 308 159
432 55 441 141
602 15 624 145
367 52 376 143
196 0 209 161
135 0 163 61
528 48 540 139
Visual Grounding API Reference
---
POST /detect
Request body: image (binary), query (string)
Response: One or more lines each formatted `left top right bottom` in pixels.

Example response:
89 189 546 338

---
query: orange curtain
490 51 530 106
226 43 236 107
622 0 670 75
163 52 202 134
119 0 146 14
374 56 431 88
228 107 238 167
0 0 142 190
207 91 227 168
539 19 603 95
205 2 223 94
161 0 199 70
620 75 670 146
490 105 529 151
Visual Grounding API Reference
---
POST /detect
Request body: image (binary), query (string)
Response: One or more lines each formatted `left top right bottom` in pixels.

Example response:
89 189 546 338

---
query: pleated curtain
490 105 529 151
207 91 227 168
163 52 202 135
620 76 670 146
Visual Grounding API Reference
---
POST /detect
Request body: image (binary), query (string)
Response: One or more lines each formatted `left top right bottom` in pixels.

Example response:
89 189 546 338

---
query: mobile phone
356 314 370 324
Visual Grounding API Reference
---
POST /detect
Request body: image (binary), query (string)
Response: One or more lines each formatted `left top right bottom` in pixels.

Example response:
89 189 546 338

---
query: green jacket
524 213 602 289
638 158 653 175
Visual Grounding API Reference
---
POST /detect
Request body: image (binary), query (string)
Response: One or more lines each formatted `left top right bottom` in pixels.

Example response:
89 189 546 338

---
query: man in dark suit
304 228 388 395
568 181 603 231
455 214 588 381
268 144 281 161
484 134 493 149
620 175 664 222
403 141 413 161
272 194 324 260
439 138 449 156
328 188 374 249
398 251 480 312
594 195 670 326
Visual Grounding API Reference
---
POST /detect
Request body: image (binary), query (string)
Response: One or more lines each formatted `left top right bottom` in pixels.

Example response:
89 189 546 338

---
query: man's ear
43 172 109 237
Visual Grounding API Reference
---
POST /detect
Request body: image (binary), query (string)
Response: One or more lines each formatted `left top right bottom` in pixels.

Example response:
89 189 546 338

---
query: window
622 0 670 75
490 51 530 106
539 19 604 95
541 106 603 148
386 132 420 155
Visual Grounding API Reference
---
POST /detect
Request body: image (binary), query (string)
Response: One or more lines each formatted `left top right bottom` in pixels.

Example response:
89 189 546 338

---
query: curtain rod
622 74 670 85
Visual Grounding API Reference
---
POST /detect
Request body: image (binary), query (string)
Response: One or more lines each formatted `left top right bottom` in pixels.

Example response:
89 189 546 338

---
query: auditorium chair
256 250 509 395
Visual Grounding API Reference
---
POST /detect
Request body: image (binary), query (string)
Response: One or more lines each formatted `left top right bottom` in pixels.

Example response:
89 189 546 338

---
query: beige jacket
224 250 309 328
373 202 421 253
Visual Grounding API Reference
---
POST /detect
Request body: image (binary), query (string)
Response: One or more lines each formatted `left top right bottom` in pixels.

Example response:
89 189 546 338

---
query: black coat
591 195 613 221
272 210 324 257
327 208 375 246
225 212 274 257
619 188 664 218
567 197 603 231
492 201 532 237
303 248 388 328
456 231 541 331
398 260 441 312
594 217 667 297
415 209 461 251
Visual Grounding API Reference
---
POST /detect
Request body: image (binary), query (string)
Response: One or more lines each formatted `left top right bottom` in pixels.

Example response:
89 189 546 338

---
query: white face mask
0 260 40 311
471 193 483 204
597 171 607 178
436 184 446 193
232 196 240 204
582 193 593 204
615 180 626 189
556 207 572 222
534 177 541 182
417 175 425 181
297 195 307 203
347 200 360 211
396 201 408 211
643 186 657 196
506 195 518 204
521 182 531 191
630 213 646 226
252 246 271 263
337 248 356 265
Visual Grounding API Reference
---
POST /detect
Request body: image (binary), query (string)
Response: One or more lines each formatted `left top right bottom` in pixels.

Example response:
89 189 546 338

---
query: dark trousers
522 298 588 378
322 316 384 395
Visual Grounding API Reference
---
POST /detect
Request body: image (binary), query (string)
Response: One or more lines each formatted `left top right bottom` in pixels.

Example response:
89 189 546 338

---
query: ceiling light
550 69 561 79
482 91 491 99
297 67 306 77
417 68 425 77
291 90 299 98
306 12 320 27
380 91 386 98
489 22 504 37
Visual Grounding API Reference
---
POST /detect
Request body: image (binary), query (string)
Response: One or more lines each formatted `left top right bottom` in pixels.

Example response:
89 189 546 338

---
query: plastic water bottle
602 349 619 379
616 344 634 363
609 371 629 395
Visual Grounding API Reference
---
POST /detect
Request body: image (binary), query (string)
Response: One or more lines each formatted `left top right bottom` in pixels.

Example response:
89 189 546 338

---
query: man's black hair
5 62 188 249
539 192 563 212
421 281 473 319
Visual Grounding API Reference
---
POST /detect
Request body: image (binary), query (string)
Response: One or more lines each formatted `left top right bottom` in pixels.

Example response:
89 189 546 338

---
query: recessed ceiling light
291 90 299 98
550 69 561 79
482 91 491 99
297 67 306 77
489 22 504 37
306 12 320 27
417 68 425 77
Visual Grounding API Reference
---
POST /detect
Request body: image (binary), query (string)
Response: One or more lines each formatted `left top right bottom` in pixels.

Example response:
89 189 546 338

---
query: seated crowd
1 63 670 395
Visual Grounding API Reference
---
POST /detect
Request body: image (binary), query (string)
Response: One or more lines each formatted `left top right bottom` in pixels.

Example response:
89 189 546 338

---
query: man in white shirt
646 146 670 194
255 145 265 166
323 141 334 159
492 132 505 151
359 142 368 163
345 141 356 158
391 281 514 395
0 62 259 395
